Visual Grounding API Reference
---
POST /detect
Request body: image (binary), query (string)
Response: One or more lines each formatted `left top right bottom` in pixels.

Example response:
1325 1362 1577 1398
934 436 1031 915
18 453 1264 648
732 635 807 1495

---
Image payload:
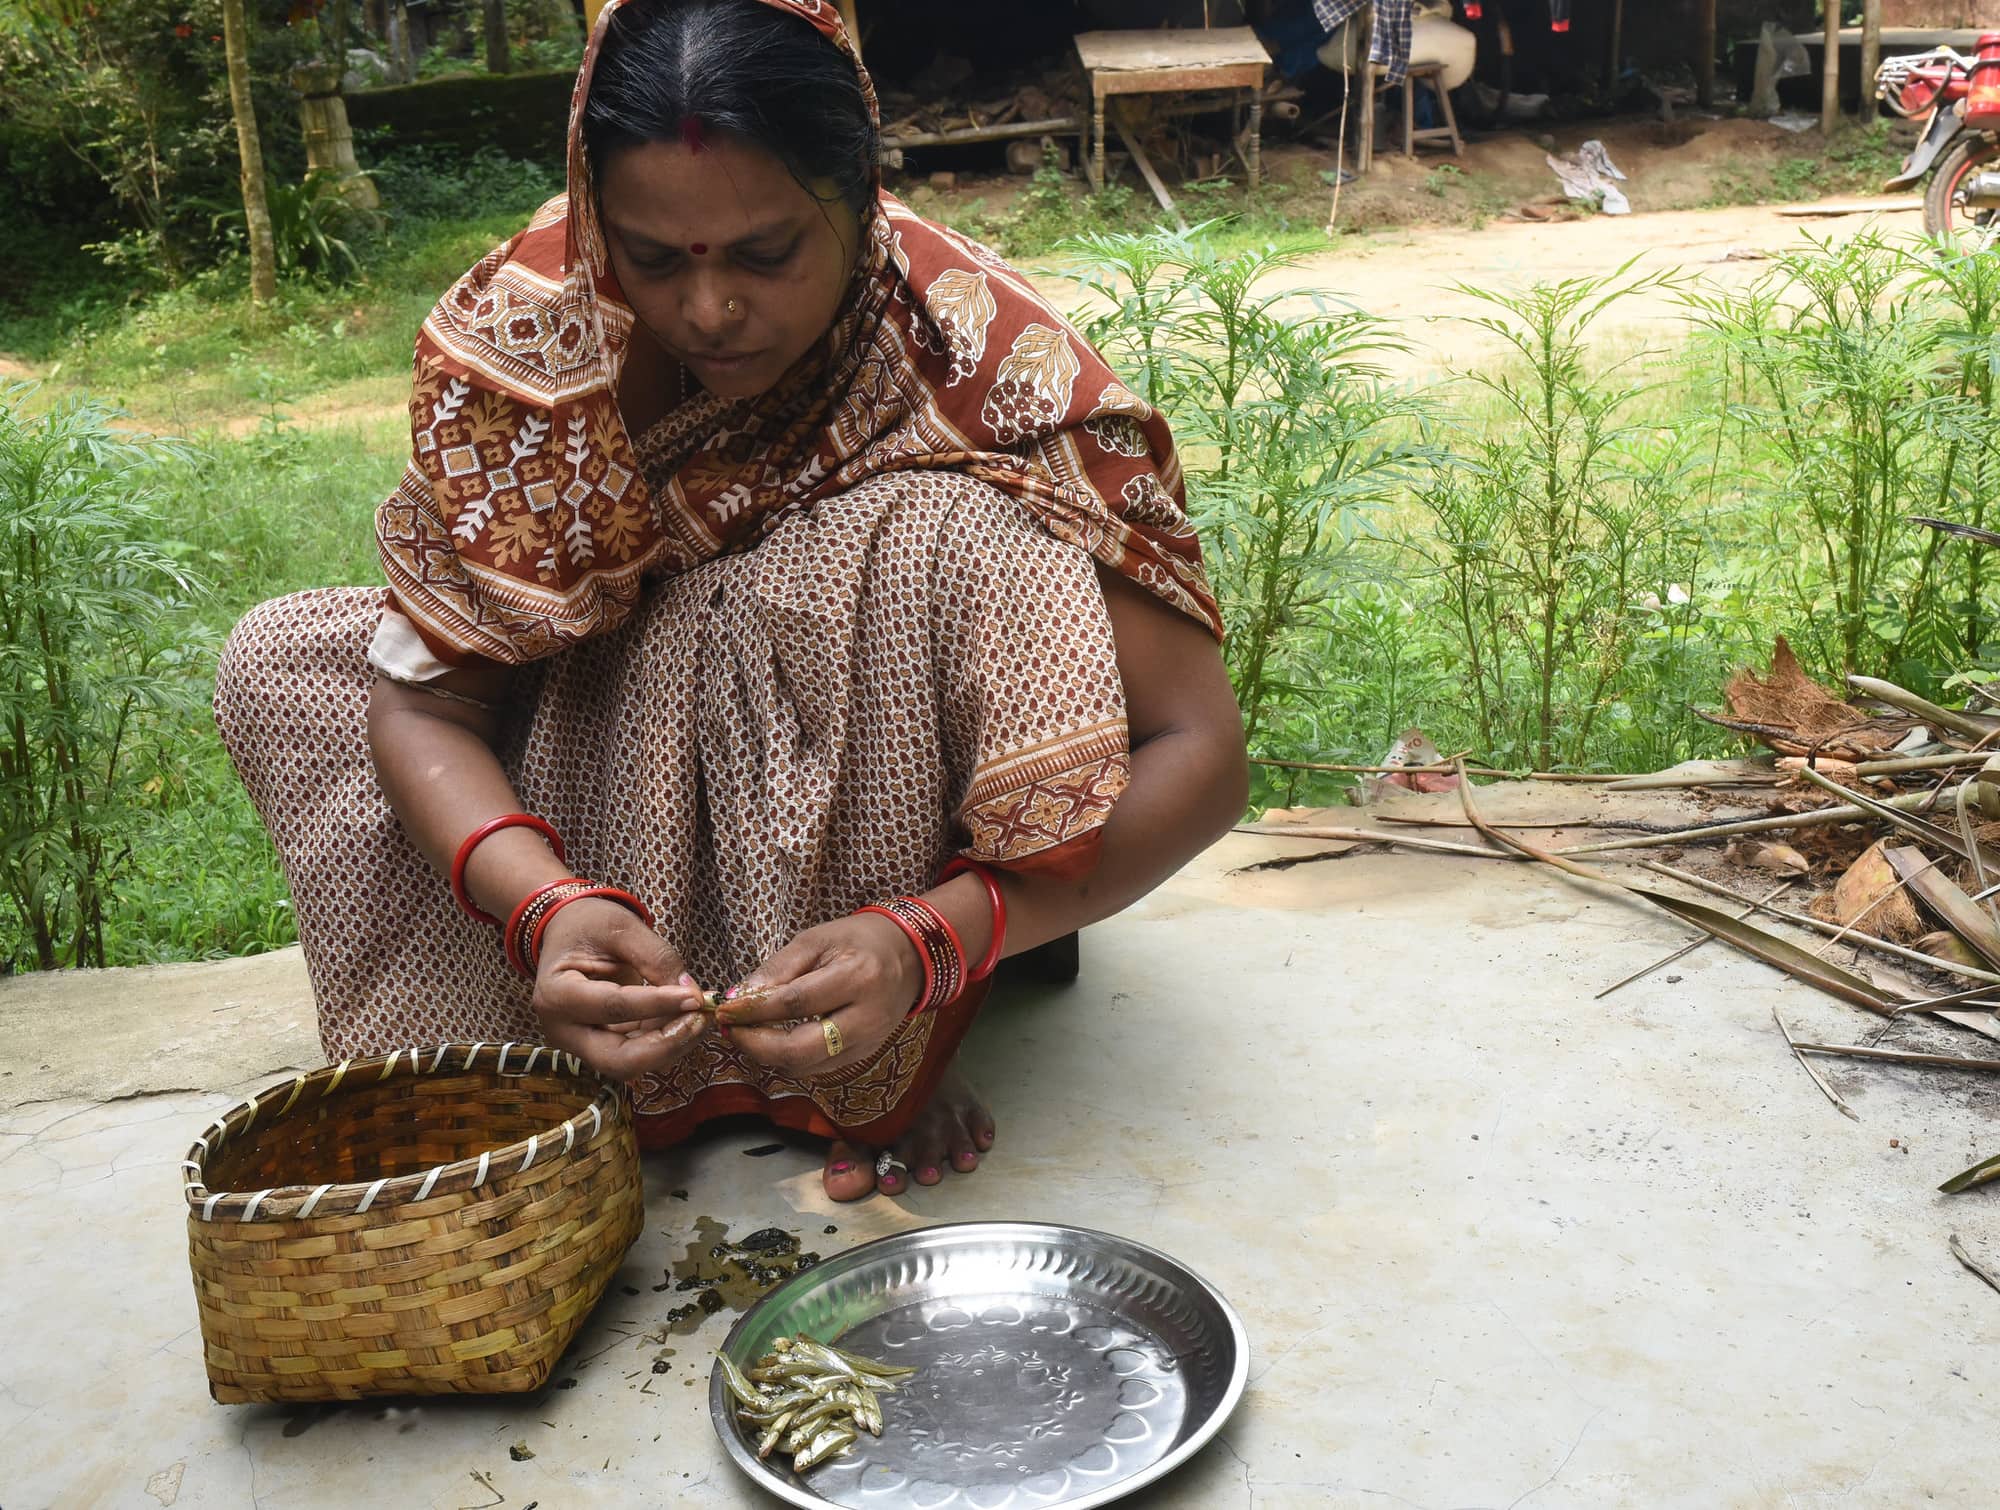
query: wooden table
1073 27 1269 204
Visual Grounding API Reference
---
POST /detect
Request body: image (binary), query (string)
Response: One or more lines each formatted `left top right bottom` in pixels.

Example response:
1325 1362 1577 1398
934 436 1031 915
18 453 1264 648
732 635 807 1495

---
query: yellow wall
584 0 611 33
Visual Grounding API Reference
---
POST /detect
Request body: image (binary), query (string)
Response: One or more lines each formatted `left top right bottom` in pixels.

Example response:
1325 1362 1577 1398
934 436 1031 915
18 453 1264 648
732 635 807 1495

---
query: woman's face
598 135 861 400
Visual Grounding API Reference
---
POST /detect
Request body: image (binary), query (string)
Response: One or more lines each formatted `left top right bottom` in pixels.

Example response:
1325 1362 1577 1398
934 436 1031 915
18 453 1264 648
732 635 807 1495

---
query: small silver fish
792 1424 857 1471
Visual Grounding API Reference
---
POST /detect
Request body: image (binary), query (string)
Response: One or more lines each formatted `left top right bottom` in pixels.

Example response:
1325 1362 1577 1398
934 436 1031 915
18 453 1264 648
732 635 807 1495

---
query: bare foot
822 1063 996 1201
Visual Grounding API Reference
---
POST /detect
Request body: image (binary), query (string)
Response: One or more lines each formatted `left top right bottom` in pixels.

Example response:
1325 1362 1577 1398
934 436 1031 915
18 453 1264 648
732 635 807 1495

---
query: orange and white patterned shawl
373 0 1221 870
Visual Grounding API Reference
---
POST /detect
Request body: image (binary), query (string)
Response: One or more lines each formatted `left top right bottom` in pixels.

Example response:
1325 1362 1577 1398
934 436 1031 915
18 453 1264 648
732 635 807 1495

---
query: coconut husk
1810 838 1926 943
1701 638 1913 759
1917 929 1989 973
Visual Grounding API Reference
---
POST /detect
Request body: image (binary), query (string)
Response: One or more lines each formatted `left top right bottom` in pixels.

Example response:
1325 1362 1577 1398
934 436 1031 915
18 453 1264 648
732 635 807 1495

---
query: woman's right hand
531 897 712 1080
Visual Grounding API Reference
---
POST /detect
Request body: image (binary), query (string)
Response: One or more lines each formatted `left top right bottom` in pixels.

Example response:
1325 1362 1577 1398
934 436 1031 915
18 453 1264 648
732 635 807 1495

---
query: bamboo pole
1859 0 1882 120
1822 0 1842 135
1696 0 1718 108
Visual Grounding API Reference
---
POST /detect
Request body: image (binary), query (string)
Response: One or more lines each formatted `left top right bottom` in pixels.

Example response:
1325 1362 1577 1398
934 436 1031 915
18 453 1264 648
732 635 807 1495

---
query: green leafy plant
1060 230 1426 750
0 384 210 969
1685 232 1970 682
211 169 365 282
1407 266 1709 771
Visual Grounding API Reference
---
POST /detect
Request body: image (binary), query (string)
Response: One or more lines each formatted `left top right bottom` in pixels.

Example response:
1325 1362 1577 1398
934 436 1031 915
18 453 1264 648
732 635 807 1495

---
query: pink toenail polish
920 1167 938 1180
830 1161 853 1174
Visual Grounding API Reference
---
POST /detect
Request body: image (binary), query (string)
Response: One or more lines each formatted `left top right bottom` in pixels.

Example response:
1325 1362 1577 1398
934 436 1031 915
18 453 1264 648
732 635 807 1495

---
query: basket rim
182 1041 623 1224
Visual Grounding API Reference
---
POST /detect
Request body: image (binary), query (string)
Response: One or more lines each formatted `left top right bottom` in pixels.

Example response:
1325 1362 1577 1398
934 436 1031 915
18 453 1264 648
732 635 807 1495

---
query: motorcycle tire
1925 132 2000 242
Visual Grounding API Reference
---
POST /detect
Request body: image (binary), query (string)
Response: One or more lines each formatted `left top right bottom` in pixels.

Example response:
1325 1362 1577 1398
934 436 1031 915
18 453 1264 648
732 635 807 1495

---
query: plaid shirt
1312 0 1414 86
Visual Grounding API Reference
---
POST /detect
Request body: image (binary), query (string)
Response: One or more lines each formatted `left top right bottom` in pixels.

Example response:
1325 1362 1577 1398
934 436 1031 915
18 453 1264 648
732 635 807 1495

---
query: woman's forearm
366 677 571 922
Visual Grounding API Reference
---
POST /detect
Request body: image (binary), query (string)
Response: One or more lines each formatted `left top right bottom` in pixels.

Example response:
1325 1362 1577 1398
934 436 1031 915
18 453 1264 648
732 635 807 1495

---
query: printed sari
216 0 1218 1149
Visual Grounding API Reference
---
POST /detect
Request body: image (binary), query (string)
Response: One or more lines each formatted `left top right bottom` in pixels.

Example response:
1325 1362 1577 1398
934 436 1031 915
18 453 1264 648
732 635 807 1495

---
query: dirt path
1032 194 1924 376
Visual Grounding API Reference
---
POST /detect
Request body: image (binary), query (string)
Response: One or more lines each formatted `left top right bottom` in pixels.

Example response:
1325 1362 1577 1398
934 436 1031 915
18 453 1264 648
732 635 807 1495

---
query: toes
969 1106 996 1152
902 1126 947 1186
822 1139 877 1203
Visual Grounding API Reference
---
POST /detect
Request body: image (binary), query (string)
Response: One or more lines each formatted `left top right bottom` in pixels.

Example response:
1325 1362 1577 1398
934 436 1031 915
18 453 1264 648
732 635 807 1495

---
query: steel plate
708 1221 1247 1510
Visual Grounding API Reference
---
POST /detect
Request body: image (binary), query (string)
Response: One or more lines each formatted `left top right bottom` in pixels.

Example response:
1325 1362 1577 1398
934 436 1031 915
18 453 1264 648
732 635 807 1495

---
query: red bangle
859 895 965 1015
504 877 588 977
940 857 1006 981
452 814 566 927
529 886 654 976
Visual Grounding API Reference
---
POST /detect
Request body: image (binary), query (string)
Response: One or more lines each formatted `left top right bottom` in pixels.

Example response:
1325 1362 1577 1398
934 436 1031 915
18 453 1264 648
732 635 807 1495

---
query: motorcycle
1879 45 2000 246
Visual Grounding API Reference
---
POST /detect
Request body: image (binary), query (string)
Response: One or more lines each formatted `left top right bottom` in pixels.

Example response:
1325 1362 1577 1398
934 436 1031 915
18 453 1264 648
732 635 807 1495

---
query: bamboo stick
1634 861 2000 985
1774 1010 1860 1120
1821 0 1841 135
1795 766 1983 865
1848 675 2000 741
1233 825 1510 860
1603 770 1783 790
1853 751 1992 776
1556 789 1948 856
1792 1041 2000 1073
1251 757 1615 783
1596 882 1791 1000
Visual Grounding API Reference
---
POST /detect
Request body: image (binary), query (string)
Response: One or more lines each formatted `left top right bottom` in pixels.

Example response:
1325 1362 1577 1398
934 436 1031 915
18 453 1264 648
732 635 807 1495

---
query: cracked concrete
5 799 2000 1508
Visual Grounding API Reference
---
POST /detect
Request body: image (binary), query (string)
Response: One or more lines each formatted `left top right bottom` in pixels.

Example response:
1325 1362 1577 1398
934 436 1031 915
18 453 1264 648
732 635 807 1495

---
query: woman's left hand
718 911 924 1077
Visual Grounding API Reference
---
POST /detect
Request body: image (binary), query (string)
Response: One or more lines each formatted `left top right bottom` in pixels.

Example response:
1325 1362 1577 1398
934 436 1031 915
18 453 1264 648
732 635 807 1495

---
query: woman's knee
213 587 382 748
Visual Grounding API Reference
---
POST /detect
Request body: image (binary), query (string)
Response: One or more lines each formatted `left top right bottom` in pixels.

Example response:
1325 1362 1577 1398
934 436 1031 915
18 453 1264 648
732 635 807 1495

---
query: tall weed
1406 270 1711 771
0 386 210 969
1685 233 1968 683
1061 233 1426 750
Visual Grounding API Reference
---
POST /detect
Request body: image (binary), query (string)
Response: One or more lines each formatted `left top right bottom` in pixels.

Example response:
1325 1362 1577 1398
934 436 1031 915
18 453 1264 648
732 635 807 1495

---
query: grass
3 145 564 430
1704 119 1900 209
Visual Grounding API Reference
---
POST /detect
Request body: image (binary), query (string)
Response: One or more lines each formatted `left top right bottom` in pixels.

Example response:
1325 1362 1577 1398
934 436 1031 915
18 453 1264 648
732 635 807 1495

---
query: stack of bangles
854 856 1007 1018
449 813 653 978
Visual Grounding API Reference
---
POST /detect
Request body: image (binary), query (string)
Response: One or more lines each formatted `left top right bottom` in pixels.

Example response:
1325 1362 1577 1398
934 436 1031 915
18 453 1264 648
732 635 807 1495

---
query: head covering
375 0 1219 670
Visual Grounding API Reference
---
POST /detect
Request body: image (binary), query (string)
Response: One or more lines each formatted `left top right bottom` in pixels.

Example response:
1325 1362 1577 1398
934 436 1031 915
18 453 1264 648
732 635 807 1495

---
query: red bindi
679 114 706 154
689 242 709 256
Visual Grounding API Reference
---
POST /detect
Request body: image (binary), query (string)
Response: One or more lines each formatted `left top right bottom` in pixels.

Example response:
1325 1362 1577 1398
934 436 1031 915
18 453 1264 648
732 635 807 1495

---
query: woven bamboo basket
182 1042 643 1403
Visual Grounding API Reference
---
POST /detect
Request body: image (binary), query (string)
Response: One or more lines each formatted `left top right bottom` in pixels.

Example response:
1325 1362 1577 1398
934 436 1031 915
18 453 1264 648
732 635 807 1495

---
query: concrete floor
6 796 2000 1509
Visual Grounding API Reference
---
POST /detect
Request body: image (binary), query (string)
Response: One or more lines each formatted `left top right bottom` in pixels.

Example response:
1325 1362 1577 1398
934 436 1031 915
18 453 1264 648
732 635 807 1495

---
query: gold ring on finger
822 1017 844 1059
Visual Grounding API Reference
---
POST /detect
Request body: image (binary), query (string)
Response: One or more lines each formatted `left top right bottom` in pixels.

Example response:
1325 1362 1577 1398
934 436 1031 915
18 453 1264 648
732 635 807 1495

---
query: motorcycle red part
1967 32 2000 124
1926 133 2000 244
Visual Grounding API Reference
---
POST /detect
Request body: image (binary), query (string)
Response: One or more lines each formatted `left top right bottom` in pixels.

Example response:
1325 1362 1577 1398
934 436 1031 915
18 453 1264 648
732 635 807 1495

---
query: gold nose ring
725 297 742 317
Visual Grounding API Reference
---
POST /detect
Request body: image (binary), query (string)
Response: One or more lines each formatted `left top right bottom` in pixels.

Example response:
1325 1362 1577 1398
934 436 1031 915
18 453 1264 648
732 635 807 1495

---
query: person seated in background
1259 0 1475 95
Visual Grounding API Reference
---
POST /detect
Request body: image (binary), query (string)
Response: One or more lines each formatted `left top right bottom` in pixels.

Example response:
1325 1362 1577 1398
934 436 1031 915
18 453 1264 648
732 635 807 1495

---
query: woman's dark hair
583 0 877 217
